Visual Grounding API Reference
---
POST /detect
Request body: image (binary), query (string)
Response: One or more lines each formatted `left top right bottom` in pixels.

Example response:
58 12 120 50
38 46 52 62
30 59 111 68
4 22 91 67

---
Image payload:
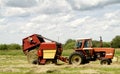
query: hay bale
112 56 118 62
26 49 38 64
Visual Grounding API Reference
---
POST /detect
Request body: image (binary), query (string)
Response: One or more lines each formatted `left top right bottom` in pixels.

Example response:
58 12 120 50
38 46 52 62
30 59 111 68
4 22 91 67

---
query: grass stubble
0 49 120 74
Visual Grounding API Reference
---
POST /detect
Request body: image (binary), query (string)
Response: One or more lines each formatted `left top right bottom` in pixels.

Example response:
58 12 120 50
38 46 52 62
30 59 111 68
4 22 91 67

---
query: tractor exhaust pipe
100 36 103 47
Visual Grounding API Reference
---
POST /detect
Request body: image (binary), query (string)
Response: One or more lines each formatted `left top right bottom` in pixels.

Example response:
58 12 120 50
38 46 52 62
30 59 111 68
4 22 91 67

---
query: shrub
63 39 76 49
111 35 120 48
8 44 21 50
0 44 21 50
0 44 8 50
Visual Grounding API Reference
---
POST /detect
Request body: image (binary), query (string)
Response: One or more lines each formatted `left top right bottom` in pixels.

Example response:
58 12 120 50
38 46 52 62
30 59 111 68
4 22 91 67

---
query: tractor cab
75 39 93 57
75 39 92 49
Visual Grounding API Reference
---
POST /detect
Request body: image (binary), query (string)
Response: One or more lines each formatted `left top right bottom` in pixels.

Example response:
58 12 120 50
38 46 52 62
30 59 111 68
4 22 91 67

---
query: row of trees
0 35 120 50
63 35 120 49
0 44 21 50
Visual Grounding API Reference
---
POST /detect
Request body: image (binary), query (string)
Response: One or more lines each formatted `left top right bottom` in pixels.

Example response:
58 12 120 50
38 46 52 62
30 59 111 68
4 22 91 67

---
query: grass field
0 49 120 74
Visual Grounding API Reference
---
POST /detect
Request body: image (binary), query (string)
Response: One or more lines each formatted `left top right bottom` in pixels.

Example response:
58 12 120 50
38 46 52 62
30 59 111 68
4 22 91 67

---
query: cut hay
26 49 38 64
112 56 118 62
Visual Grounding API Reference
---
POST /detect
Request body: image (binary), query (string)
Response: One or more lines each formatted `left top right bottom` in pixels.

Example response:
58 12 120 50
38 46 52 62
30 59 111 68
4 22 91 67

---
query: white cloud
0 18 5 23
0 18 7 30
1 0 72 18
36 1 71 15
69 16 90 28
4 0 37 8
104 10 120 19
35 0 71 14
45 25 56 30
3 7 26 17
67 0 120 10
0 0 2 5
68 0 102 10
0 0 120 44
31 15 48 22
0 0 4 6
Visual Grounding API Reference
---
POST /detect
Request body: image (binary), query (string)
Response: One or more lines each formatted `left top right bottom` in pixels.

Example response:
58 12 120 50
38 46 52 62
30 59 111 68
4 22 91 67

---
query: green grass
0 50 24 55
62 49 74 56
0 72 24 74
115 48 120 56
0 48 120 74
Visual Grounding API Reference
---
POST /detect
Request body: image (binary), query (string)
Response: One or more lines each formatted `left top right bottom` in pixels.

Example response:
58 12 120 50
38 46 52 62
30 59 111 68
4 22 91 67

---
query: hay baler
22 34 67 65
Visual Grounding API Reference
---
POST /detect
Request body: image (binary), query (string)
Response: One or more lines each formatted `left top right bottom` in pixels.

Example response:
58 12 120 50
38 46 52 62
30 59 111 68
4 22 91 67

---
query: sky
0 0 120 44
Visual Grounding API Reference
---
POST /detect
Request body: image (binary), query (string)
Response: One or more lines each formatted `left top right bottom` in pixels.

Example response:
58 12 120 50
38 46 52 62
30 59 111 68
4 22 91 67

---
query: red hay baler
22 34 67 65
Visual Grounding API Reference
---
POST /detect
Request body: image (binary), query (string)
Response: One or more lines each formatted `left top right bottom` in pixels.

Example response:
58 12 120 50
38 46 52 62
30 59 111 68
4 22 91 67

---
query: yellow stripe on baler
43 50 56 59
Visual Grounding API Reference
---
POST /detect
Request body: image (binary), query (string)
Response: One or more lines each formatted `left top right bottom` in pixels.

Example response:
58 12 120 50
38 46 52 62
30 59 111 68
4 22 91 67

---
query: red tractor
69 38 115 65
22 34 67 65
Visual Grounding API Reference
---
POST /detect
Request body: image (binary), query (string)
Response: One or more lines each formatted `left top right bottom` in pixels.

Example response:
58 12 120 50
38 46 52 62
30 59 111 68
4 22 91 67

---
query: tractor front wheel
69 52 85 65
100 59 111 65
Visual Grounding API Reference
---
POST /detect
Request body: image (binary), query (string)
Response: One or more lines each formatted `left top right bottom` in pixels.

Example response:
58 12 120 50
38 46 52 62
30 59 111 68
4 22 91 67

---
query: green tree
92 40 100 47
8 44 21 50
111 35 120 48
63 39 76 49
92 40 111 47
0 44 21 50
102 42 111 47
0 44 8 50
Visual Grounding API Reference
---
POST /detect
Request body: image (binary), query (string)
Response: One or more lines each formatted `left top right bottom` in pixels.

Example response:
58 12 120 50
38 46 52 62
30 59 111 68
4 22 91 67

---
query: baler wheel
45 60 53 64
69 52 85 65
26 49 38 64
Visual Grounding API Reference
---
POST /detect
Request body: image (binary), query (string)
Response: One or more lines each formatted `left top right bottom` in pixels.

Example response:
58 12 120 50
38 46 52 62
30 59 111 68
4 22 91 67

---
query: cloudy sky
0 0 120 44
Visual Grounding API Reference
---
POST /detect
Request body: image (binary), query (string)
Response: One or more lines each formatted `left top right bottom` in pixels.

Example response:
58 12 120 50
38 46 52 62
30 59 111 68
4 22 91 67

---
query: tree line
0 35 120 50
0 44 21 50
63 35 120 49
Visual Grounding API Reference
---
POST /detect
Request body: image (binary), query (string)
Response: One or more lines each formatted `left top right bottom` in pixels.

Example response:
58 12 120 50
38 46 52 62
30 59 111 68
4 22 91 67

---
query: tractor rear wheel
26 49 38 64
69 52 85 65
100 59 111 65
